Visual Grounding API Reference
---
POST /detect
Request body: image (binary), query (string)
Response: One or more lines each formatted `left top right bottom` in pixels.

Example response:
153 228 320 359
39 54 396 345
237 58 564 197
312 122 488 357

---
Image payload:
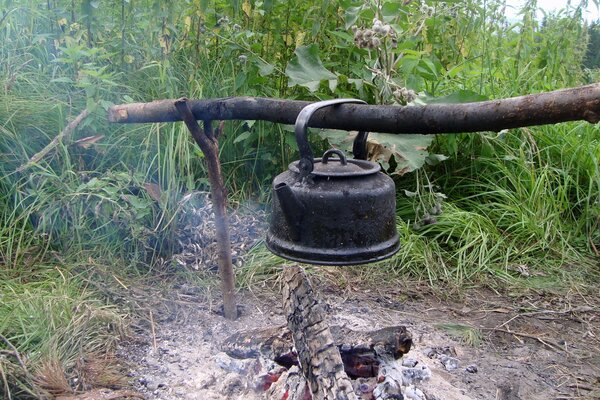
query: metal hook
294 99 367 176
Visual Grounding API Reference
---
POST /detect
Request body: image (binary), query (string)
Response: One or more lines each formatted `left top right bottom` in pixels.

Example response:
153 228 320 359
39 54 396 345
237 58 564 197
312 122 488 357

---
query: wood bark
174 99 237 320
108 84 600 133
282 265 358 400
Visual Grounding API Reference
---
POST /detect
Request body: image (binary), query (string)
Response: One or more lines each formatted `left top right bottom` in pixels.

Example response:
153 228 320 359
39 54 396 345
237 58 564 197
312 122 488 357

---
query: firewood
282 265 358 400
222 324 411 379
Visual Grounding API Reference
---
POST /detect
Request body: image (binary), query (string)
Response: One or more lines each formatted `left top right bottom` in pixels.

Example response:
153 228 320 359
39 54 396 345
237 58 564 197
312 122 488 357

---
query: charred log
282 265 358 400
223 324 412 378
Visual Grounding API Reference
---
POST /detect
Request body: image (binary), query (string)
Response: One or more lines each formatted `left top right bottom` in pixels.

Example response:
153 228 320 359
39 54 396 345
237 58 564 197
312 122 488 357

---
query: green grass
0 265 123 399
435 323 484 347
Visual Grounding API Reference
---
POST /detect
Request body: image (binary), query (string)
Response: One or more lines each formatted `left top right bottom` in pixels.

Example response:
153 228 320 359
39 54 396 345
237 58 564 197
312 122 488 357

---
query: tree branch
109 84 600 134
174 99 237 320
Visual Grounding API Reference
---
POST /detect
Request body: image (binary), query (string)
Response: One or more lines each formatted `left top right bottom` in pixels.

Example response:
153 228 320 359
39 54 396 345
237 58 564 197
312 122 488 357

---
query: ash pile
166 191 267 271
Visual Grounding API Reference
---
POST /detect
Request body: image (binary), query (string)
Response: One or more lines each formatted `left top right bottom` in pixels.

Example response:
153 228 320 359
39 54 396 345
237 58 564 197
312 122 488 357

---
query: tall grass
0 265 124 399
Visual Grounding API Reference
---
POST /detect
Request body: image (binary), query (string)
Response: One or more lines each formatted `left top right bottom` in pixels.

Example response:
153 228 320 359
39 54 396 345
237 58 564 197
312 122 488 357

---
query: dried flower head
393 87 417 104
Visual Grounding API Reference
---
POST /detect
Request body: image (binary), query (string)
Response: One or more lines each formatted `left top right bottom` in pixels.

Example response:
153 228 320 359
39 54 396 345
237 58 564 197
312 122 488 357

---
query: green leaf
344 5 366 29
328 79 338 92
369 133 433 175
347 78 363 91
425 90 488 104
381 2 403 22
319 129 357 149
285 44 337 92
122 194 148 209
425 153 449 166
416 58 439 81
446 63 466 79
329 30 354 41
233 131 253 144
256 59 275 76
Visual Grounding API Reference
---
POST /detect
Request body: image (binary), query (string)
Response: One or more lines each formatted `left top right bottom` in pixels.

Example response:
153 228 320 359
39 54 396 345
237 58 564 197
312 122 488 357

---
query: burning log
282 265 358 400
222 324 412 379
221 265 414 399
108 84 600 133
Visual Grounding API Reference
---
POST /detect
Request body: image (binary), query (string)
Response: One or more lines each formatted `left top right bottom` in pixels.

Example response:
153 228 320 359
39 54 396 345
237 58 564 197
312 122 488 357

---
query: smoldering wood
282 265 358 400
222 324 412 377
108 83 600 133
222 266 412 398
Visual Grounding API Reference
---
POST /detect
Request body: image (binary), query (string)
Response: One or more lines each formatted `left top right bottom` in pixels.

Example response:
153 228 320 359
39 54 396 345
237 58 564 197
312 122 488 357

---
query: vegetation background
0 0 598 398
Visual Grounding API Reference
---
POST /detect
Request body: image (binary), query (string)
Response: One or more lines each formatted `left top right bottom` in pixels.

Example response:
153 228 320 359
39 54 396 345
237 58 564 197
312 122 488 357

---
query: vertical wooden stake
175 98 237 320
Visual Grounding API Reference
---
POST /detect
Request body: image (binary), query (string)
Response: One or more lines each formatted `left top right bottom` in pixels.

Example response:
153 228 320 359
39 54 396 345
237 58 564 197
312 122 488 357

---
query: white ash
439 355 460 371
404 385 426 400
402 364 433 385
165 192 266 271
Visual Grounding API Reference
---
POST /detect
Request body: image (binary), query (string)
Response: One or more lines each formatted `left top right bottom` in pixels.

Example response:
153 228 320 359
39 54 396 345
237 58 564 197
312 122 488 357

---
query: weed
435 323 484 347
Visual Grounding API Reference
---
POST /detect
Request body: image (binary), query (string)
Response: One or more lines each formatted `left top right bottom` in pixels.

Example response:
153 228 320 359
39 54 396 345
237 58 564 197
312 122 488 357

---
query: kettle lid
289 148 380 177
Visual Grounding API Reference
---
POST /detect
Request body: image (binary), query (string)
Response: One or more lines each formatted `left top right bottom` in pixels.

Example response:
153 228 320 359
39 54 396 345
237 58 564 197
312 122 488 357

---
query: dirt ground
116 276 600 400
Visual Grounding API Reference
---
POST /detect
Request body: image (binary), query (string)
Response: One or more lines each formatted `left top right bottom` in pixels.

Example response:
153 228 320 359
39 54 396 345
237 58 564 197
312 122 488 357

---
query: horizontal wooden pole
108 83 600 134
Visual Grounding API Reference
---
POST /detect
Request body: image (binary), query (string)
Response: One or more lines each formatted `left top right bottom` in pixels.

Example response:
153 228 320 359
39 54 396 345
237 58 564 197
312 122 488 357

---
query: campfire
218 266 433 400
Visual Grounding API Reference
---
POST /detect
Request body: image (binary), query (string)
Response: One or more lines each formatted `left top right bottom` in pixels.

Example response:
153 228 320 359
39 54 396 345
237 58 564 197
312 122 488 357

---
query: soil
116 279 600 400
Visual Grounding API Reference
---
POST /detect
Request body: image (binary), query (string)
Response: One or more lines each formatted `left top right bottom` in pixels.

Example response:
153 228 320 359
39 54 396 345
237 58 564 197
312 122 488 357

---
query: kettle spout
275 182 304 241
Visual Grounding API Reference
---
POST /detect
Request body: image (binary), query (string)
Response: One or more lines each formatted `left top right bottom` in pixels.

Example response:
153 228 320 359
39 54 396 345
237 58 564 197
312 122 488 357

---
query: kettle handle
295 99 368 176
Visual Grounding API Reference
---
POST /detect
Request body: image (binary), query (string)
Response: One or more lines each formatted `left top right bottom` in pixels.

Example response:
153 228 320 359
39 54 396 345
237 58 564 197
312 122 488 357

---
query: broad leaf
319 130 434 176
256 59 275 76
319 129 357 148
381 2 403 22
344 5 366 29
367 133 433 175
233 130 253 144
425 90 488 104
285 45 337 92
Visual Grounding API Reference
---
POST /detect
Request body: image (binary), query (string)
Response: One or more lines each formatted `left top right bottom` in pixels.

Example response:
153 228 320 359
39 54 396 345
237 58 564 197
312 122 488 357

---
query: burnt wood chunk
282 265 358 400
222 326 297 368
223 325 411 379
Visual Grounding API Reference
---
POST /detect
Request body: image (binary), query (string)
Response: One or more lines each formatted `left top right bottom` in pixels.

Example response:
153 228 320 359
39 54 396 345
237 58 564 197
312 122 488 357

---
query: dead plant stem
16 108 89 173
149 310 157 352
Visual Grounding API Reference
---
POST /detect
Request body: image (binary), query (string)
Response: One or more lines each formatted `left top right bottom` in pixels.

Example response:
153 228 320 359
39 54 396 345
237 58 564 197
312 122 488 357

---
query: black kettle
266 99 399 265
